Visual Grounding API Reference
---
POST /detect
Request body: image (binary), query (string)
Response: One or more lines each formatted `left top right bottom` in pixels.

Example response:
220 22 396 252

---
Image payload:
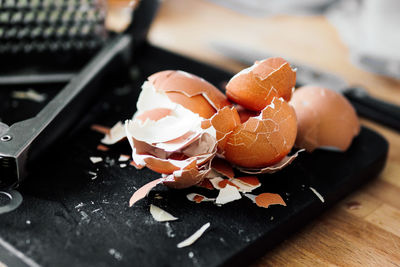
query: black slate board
0 45 388 267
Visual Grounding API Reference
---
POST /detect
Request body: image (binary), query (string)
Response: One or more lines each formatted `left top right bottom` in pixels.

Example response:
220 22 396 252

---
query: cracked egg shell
209 106 241 152
148 70 231 119
290 86 360 152
223 97 297 168
226 57 296 111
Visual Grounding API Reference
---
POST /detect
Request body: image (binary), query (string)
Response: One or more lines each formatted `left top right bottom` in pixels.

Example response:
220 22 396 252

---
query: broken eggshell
125 77 220 189
226 57 296 111
148 70 231 119
290 86 360 152
223 97 298 168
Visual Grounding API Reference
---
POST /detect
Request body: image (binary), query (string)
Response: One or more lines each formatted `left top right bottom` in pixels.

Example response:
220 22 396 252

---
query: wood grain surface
148 0 400 265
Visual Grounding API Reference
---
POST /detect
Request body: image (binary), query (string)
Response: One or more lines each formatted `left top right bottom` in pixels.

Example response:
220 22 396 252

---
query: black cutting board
0 45 388 267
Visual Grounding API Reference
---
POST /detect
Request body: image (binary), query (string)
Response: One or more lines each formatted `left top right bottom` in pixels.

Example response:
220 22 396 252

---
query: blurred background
148 0 400 103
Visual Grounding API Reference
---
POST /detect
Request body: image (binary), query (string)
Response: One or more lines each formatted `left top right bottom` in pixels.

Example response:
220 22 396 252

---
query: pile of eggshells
101 57 360 207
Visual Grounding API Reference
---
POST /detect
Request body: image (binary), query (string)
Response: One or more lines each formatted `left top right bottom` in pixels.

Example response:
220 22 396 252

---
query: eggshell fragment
309 187 325 203
290 86 360 152
177 222 210 248
97 144 109 151
101 121 126 145
255 193 286 208
186 193 215 203
129 178 164 207
209 106 241 151
89 157 103 164
209 177 226 190
230 176 261 193
149 70 230 118
223 97 297 168
118 154 130 162
226 57 296 111
150 204 178 222
91 124 110 135
215 184 242 205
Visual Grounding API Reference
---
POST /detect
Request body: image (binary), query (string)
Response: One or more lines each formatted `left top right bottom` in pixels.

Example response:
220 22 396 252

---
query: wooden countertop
148 0 400 265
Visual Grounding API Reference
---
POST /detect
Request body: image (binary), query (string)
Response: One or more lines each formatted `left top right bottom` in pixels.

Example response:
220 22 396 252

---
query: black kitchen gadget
0 1 389 266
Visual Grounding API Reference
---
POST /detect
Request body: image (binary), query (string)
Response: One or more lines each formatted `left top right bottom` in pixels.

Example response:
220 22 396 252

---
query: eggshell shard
223 97 297 168
255 193 287 208
290 86 360 152
309 187 325 203
148 70 230 118
101 121 126 145
129 178 164 207
186 193 215 203
230 176 261 193
177 222 211 248
226 57 296 111
209 106 241 152
215 184 242 205
150 204 178 222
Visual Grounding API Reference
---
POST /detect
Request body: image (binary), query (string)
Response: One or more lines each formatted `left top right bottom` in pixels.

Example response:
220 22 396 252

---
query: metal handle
344 87 400 131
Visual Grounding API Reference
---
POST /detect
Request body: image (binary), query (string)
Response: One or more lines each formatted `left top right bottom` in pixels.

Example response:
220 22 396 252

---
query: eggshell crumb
97 144 109 151
118 154 130 162
91 124 110 135
89 157 103 164
186 193 215 203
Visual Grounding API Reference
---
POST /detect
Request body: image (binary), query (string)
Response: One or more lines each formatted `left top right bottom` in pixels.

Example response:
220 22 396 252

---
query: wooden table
148 0 400 265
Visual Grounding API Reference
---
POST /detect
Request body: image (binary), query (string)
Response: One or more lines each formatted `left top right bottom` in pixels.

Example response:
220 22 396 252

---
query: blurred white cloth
208 0 336 17
327 0 400 79
208 0 400 79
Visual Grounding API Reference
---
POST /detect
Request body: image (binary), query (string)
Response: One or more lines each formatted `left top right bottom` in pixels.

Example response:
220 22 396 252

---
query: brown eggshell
223 97 297 168
209 106 241 151
148 70 231 118
290 86 360 152
226 57 296 111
